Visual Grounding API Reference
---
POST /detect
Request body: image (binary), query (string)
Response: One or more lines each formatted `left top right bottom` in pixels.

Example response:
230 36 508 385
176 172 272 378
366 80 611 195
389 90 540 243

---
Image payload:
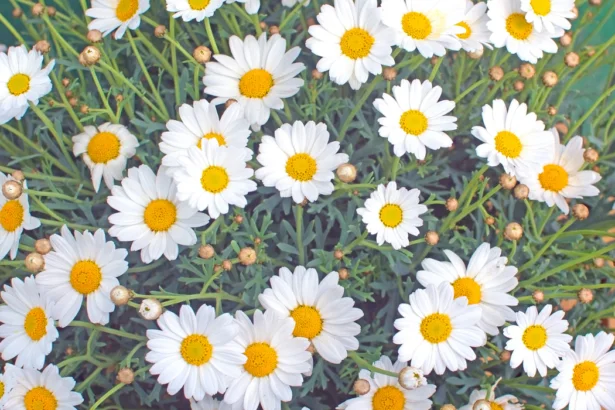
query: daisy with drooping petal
0 364 17 408
225 0 260 14
306 0 395 90
503 304 572 378
456 1 493 52
166 0 225 22
224 310 312 410
373 79 457 159
357 182 428 250
521 0 575 34
72 123 139 192
255 121 349 204
0 276 57 370
191 396 242 410
393 282 486 375
35 225 129 327
204 34 304 126
459 385 523 410
86 0 150 39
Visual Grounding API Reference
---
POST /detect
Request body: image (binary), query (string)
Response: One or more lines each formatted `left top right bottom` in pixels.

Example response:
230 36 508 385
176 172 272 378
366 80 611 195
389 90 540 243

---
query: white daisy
417 243 519 336
191 396 242 410
86 0 150 39
503 304 572 378
306 0 395 90
146 304 246 401
225 0 260 14
72 123 139 192
337 356 436 410
373 79 457 160
459 386 523 410
0 276 57 370
255 121 349 204
393 282 487 375
224 310 312 410
471 99 554 177
356 182 428 250
551 332 615 410
0 173 40 261
35 225 129 327
520 0 575 34
258 266 363 364
520 131 601 215
456 1 493 52
166 0 225 22
203 33 304 126
0 364 17 408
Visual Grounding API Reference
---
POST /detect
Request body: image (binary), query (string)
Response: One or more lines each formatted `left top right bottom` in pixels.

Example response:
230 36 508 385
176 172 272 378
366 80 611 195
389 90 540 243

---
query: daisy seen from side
459 385 523 410
456 0 493 52
86 0 150 39
166 0 225 21
520 0 575 34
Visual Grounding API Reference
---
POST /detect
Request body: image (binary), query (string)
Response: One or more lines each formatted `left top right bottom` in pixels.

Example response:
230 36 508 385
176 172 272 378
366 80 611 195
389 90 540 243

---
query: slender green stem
204 18 220 54
428 57 444 82
90 68 120 123
296 205 305 265
347 352 398 378
70 321 146 341
338 77 382 141
518 217 576 274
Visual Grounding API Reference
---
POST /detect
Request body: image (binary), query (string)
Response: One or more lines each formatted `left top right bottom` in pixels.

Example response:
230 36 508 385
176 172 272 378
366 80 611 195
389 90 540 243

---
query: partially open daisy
357 182 428 250
72 123 139 192
166 0 225 22
456 1 493 52
503 304 572 378
0 45 55 125
417 243 519 336
35 226 129 327
373 79 457 160
393 282 486 375
191 396 241 410
306 0 395 90
0 276 58 370
521 0 575 34
86 0 150 39
224 310 312 410
258 266 363 364
255 121 349 204
460 385 523 410
0 364 17 408
146 304 245 401
472 99 554 177
204 33 304 126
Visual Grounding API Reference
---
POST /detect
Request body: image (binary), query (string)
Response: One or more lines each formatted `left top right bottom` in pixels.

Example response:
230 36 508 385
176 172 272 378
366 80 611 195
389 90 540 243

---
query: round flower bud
383 67 397 81
338 268 349 280
110 285 132 306
489 66 504 81
583 148 599 163
117 368 135 384
11 170 25 183
69 97 78 107
336 163 357 183
445 197 458 212
222 259 233 271
353 379 370 396
398 366 427 390
12 8 23 18
504 222 523 241
532 289 545 303
499 174 517 190
560 32 572 47
594 257 605 268
116 94 124 102
565 52 580 68
154 25 167 38
519 63 536 79
513 80 525 92
254 237 262 245
87 29 103 43
500 350 511 361
485 216 495 225
473 399 491 410
139 299 163 320
259 21 267 30
239 247 257 266
193 46 212 64
234 215 244 224
32 3 44 16
2 180 22 200
572 204 589 220
79 46 101 66
25 252 45 273
547 106 558 116
198 244 215 259
334 249 344 260
542 71 558 87
34 40 50 54
555 122 568 135
425 231 439 246
589 0 601 5
560 298 577 312
34 238 52 255
441 405 457 410
578 288 594 303
269 25 280 35
311 69 323 80
467 47 484 59
46 6 57 16
80 105 90 114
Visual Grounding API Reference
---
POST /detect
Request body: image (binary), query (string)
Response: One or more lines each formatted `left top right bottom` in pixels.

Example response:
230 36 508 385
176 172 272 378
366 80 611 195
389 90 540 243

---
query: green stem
518 217 576 274
296 205 305 265
338 77 382 141
70 321 146 342
204 18 220 54
347 351 398 378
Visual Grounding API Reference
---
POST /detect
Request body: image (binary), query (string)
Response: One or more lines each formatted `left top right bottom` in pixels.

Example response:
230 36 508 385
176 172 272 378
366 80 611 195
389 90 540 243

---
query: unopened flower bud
542 71 558 87
499 350 511 361
139 299 163 320
117 368 135 384
2 180 22 200
34 40 50 54
486 216 495 225
79 46 101 66
338 268 349 280
511 184 529 201
446 197 458 212
222 259 232 271
32 3 44 16
11 170 25 182
578 288 593 303
193 46 212 64
12 8 23 18
513 80 525 92
532 289 544 303
565 52 580 68
422 231 438 246
110 285 132 306
583 148 599 163
589 0 601 6
398 366 426 390
80 104 90 114
353 379 370 395
198 244 215 259
383 67 397 81
473 399 491 410
334 249 344 260
594 257 605 268
46 6 56 16
489 66 504 81
547 106 557 116
269 25 280 35
336 163 357 183
154 25 166 38
34 238 52 255
441 405 457 410
239 247 257 266
311 69 323 80
499 174 517 190
519 63 535 79
467 47 484 59
560 32 572 47
504 222 523 241
572 204 589 220
87 30 103 43
25 252 45 273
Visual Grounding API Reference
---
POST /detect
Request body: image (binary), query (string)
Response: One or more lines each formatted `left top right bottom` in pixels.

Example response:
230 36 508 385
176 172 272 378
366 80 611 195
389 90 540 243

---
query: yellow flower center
87 132 121 164
198 132 226 148
180 334 213 366
7 73 30 96
452 277 482 305
530 0 551 16
379 204 403 228
490 402 504 410
24 386 58 410
538 164 568 192
290 305 323 339
143 199 177 232
70 260 103 295
505 13 533 40
372 385 406 410
399 109 429 136
402 12 432 40
244 342 278 378
572 361 600 391
285 153 317 182
24 307 48 341
0 381 4 400
188 0 211 10
420 313 452 344
456 21 472 40
340 28 375 60
0 200 24 232
115 0 139 22
239 69 274 99
200 166 229 194
494 130 523 158
522 325 547 351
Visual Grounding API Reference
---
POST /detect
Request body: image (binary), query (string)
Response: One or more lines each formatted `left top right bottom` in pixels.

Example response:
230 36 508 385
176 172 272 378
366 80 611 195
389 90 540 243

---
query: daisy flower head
258 266 364 364
503 304 572 377
166 0 225 22
191 396 242 410
356 182 428 250
255 121 349 204
0 276 58 370
72 123 139 192
520 0 575 34
417 243 519 336
146 304 246 401
459 386 523 410
373 79 457 160
0 364 17 407
203 33 304 126
471 99 554 177
86 0 150 39
393 282 487 375
224 310 312 410
35 226 129 327
551 332 615 410
305 0 396 90
456 1 493 52
0 45 54 125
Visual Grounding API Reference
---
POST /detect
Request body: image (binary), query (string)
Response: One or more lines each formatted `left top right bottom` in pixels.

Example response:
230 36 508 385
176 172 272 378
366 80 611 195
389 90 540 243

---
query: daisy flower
356 182 428 250
380 0 465 58
337 356 436 410
35 226 129 327
0 173 40 261
471 99 554 177
0 45 54 125
551 332 615 410
417 243 519 336
456 1 493 52
503 304 572 377
225 0 260 14
258 266 364 364
191 396 242 410
86 0 150 39
146 304 246 401
72 123 139 192
166 0 225 22
393 282 486 375
203 34 304 126
0 276 57 370
0 364 17 408
306 0 395 90
255 121 349 204
520 130 601 215
521 0 575 34
459 386 523 410
224 310 312 410
373 79 457 160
